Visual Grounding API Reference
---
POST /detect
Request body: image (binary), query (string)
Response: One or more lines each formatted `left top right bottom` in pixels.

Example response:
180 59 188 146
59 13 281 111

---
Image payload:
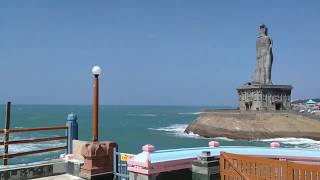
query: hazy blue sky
0 1 319 106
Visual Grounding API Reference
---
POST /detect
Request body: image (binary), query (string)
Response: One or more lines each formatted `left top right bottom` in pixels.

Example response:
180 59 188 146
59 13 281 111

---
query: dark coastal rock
185 110 320 140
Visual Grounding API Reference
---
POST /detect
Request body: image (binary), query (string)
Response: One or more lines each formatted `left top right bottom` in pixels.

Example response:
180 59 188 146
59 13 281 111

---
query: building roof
306 99 317 104
129 146 320 164
237 83 293 91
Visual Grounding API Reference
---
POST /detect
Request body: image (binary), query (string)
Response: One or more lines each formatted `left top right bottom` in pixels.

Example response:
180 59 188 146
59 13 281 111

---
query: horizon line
0 103 236 107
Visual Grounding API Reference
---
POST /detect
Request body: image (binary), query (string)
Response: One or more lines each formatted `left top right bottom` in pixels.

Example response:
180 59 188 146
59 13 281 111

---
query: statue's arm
256 39 260 58
269 38 273 50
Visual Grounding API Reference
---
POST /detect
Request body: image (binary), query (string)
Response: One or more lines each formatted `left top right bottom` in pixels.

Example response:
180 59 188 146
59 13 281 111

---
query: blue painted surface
66 113 78 154
132 146 320 163
113 149 129 180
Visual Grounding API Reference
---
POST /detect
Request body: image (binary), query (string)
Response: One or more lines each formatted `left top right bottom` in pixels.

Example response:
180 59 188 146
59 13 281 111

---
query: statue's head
259 24 268 36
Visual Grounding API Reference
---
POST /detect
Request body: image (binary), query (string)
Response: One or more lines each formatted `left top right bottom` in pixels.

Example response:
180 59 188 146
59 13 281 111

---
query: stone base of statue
237 83 292 111
80 141 118 180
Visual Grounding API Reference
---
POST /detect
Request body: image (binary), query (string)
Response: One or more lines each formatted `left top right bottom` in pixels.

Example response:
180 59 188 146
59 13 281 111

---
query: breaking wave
213 137 234 141
257 137 320 149
3 142 66 153
149 124 234 141
127 113 158 117
148 124 202 138
149 125 319 148
0 134 66 154
178 112 203 115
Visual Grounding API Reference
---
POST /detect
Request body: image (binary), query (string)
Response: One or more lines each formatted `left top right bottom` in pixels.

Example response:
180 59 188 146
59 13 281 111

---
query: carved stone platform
80 141 118 180
237 83 292 111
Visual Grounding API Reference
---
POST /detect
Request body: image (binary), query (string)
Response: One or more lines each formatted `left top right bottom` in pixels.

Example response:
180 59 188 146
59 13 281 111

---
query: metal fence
0 102 78 165
113 148 134 180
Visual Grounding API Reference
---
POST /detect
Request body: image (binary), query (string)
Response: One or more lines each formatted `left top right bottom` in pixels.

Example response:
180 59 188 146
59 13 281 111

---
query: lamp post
92 66 101 142
80 66 118 179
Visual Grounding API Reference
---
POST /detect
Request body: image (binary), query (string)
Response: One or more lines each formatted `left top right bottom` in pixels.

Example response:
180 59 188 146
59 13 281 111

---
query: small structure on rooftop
237 24 292 111
306 99 317 110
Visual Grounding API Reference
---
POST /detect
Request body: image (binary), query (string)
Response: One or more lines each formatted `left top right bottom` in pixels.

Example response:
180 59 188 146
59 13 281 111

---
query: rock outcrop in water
185 110 320 140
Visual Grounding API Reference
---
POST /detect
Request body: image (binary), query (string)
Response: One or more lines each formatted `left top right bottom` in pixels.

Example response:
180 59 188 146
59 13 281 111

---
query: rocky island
185 24 320 140
185 110 320 140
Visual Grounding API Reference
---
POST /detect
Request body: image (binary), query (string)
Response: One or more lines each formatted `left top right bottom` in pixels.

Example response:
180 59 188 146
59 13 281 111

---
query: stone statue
253 24 273 84
238 24 292 111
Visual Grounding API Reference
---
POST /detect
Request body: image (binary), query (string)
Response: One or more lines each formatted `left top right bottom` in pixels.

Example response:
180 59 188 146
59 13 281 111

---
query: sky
0 1 319 106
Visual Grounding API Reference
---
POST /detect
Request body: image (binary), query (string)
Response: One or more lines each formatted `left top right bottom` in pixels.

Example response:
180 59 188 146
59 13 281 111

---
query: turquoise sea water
0 105 319 165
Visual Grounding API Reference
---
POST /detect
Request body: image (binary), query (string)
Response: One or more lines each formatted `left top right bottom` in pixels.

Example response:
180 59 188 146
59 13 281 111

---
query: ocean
0 105 319 165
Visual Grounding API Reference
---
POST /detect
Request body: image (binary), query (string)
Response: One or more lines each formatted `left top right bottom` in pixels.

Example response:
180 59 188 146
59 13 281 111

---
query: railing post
113 148 117 178
66 113 78 154
3 102 11 165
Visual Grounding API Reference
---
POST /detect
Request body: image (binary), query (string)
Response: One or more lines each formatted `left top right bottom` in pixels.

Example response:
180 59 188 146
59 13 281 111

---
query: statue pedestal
80 141 118 180
237 84 292 111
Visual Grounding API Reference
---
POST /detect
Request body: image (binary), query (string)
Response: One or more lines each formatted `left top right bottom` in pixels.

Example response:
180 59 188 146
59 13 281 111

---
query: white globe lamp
92 66 102 76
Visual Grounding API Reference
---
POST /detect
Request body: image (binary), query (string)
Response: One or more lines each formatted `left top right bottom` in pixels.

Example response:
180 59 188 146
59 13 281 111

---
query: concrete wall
238 86 292 111
0 159 65 180
129 152 220 180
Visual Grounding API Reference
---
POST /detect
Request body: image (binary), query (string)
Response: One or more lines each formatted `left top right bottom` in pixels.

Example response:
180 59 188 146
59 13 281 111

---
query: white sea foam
149 124 319 149
178 112 203 115
149 124 202 138
7 142 66 153
149 124 235 141
127 113 158 117
213 137 235 141
0 133 66 154
0 141 66 154
259 137 318 144
149 124 188 132
257 137 320 147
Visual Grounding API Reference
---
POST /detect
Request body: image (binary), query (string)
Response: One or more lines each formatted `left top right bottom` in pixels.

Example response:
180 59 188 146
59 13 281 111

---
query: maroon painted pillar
80 66 118 180
92 74 99 142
